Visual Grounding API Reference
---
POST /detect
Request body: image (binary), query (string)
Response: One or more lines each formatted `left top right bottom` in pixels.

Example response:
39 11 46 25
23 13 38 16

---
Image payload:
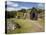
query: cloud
17 6 31 10
19 7 29 9
37 3 45 9
7 6 30 11
11 3 19 7
7 7 16 11
7 1 13 5
7 7 21 11
6 1 34 11
7 1 19 7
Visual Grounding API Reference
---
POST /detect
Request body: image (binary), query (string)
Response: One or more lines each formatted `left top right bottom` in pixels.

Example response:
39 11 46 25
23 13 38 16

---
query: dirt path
26 19 44 32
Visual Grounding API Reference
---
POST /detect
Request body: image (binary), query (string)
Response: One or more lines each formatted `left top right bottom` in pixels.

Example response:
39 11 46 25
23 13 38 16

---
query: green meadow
7 18 44 34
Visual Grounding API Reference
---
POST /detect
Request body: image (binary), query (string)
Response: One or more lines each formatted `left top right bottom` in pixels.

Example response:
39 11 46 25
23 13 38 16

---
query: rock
7 20 21 31
7 22 16 30
15 23 21 29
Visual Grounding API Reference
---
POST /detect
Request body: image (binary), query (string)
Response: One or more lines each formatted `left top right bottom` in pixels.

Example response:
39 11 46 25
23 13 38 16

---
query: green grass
7 18 44 34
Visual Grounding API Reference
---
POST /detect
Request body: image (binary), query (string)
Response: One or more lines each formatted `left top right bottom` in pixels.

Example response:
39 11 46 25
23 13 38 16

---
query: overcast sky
5 1 45 11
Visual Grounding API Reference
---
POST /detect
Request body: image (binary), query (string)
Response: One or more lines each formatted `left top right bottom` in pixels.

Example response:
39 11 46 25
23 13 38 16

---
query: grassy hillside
7 18 44 34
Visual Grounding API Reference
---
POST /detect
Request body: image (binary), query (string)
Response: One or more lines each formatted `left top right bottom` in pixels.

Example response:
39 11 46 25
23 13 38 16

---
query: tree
30 7 37 14
30 7 38 20
18 9 26 13
6 11 17 18
37 9 43 13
